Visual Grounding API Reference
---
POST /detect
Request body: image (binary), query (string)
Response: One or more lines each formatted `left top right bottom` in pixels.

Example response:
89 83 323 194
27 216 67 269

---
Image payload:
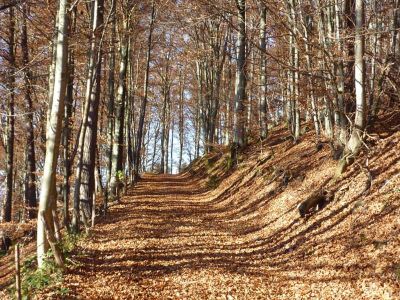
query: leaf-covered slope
42 118 400 299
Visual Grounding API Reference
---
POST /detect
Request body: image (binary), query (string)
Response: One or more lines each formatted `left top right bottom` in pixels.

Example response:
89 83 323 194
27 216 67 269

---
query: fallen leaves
4 125 399 300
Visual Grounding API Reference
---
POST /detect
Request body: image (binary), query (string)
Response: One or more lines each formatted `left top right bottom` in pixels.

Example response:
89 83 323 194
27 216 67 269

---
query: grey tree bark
105 0 117 214
347 0 365 154
37 0 69 268
21 2 37 220
109 13 129 198
259 3 268 140
232 0 247 160
2 7 15 223
73 0 104 232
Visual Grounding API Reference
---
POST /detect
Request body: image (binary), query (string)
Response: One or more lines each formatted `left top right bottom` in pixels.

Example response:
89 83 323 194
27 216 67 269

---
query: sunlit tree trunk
110 14 129 197
37 0 69 268
347 0 365 154
317 4 333 139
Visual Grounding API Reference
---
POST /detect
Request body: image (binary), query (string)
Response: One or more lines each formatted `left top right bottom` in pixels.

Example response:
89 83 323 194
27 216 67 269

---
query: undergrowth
8 233 84 299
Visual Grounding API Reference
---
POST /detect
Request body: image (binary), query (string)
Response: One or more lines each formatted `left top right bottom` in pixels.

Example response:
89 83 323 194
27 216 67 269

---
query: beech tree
232 0 246 160
346 0 365 156
0 0 398 272
37 0 69 268
20 2 37 219
2 6 15 222
72 0 105 233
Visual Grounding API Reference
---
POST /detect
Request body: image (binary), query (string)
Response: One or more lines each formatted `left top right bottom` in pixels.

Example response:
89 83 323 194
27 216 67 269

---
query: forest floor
1 114 400 299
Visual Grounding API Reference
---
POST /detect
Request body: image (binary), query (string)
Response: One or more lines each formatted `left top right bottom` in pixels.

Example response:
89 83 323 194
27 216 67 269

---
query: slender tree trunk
20 2 37 220
195 61 203 157
105 0 117 214
170 117 174 173
259 3 268 140
134 0 155 180
62 6 76 228
178 72 185 172
151 123 160 171
344 0 355 110
3 7 15 223
347 0 365 154
391 0 400 57
110 15 129 197
232 0 246 159
334 0 347 144
300 4 320 137
317 5 334 139
368 0 379 122
160 55 171 174
73 0 104 231
288 0 300 141
80 0 104 222
37 0 69 268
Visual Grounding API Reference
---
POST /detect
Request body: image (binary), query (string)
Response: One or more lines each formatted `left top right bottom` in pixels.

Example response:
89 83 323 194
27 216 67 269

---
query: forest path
57 160 400 300
62 173 268 299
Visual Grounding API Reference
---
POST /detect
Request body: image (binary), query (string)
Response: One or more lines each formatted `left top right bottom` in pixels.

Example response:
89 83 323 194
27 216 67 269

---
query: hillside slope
43 115 400 299
1 115 399 299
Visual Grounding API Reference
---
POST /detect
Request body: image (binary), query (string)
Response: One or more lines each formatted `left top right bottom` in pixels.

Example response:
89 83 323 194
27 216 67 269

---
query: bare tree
2 6 16 222
20 2 37 220
232 0 247 160
37 0 69 268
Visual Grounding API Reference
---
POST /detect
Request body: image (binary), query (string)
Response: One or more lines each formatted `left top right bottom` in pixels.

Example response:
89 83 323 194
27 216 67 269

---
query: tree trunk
37 0 69 268
334 0 348 144
135 0 155 180
178 72 185 172
20 2 37 220
61 7 75 229
3 7 15 223
347 0 365 154
110 15 129 198
259 3 268 140
105 0 116 214
73 0 104 231
232 0 246 159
